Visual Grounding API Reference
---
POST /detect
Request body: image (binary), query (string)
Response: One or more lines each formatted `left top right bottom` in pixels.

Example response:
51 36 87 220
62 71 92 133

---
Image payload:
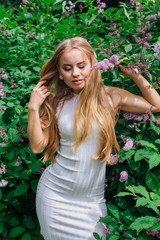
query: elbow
152 106 160 113
30 145 46 154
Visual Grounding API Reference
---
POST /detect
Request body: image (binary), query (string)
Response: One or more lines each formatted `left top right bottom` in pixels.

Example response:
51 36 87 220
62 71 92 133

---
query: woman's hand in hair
28 80 51 110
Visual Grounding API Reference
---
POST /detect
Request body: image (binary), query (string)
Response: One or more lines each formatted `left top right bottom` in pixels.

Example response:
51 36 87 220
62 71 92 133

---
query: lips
72 79 83 84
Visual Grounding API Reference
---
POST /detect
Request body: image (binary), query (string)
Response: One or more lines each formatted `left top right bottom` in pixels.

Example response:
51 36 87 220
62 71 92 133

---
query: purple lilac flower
1 74 8 79
158 12 160 17
154 43 160 53
110 154 119 165
119 171 128 182
10 79 18 89
91 59 114 72
157 216 160 222
38 167 45 174
0 127 7 140
22 0 28 4
0 163 5 174
147 230 160 238
109 55 118 65
0 106 6 111
97 0 106 14
15 157 22 167
0 179 8 187
146 15 156 20
123 139 133 151
103 226 111 235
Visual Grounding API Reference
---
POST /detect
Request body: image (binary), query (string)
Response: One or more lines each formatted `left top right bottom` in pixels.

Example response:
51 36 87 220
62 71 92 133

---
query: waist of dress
40 163 106 201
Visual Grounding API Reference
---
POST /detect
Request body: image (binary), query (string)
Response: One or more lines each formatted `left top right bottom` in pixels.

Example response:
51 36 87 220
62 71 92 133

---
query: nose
72 67 80 77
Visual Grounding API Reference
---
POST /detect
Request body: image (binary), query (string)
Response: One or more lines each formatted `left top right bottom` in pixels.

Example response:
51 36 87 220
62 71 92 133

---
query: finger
39 86 49 91
40 88 51 95
37 80 47 87
118 57 128 65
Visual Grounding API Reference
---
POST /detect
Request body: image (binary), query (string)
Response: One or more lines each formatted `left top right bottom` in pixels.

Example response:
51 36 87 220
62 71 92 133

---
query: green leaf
134 149 147 161
129 216 157 233
21 232 31 240
33 66 41 72
9 226 25 237
109 236 120 240
148 153 160 169
8 128 20 142
119 149 135 160
139 140 158 152
146 171 159 192
14 185 29 197
31 179 38 193
31 160 43 173
0 222 3 234
99 215 117 224
93 232 102 240
107 203 120 220
135 197 149 207
124 44 132 53
155 139 160 145
123 7 130 20
23 216 35 230
116 192 133 197
132 185 150 199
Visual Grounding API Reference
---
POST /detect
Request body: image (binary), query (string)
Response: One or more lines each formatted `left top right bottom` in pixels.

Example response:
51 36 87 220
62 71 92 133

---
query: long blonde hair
39 37 120 164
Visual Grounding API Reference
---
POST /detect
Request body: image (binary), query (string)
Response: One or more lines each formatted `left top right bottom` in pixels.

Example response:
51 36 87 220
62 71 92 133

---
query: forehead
59 48 90 65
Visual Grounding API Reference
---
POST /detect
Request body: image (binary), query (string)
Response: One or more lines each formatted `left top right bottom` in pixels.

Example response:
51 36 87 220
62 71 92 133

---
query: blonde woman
27 37 160 240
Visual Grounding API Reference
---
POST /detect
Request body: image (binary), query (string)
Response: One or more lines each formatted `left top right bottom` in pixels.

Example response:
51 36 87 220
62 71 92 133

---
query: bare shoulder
105 86 122 109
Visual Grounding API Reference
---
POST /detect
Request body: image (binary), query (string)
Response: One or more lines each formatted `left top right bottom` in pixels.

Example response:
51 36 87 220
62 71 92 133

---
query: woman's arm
27 80 51 153
107 65 160 113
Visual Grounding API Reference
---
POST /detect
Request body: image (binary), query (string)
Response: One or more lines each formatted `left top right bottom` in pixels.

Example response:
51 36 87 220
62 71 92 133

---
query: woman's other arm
27 80 51 153
107 65 160 113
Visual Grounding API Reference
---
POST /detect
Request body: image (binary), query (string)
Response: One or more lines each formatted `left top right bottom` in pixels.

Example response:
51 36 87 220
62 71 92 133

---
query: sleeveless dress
36 94 107 240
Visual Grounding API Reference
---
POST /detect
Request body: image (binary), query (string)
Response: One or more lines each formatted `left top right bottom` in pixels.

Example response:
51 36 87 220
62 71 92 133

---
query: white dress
36 94 107 240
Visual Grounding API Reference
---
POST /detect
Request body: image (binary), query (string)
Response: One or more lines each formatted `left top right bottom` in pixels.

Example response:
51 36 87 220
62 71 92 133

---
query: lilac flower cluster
15 157 22 167
108 17 122 50
146 15 156 20
65 1 75 18
132 21 152 50
17 124 26 142
0 163 5 174
103 226 111 235
119 171 128 182
0 24 12 39
10 79 18 91
146 230 160 239
91 55 118 72
129 0 142 11
124 111 160 126
121 135 133 151
154 42 160 60
0 179 8 187
0 127 7 141
38 167 45 174
110 154 119 165
97 0 106 14
0 69 7 99
20 0 28 8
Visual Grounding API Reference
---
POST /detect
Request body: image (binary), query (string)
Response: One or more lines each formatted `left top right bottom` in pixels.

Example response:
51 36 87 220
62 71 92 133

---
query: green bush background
0 0 160 239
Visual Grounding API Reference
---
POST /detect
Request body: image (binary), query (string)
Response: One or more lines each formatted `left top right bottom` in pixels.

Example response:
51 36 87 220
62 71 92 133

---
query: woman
27 37 160 240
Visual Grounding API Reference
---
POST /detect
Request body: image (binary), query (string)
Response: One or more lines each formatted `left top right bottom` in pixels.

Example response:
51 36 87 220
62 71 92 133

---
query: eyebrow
63 61 86 66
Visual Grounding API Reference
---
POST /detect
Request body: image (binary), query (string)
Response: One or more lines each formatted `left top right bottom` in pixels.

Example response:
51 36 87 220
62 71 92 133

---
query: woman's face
58 49 91 94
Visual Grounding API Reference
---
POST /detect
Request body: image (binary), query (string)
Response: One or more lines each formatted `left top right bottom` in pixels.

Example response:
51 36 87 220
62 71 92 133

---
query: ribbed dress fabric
36 94 107 240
